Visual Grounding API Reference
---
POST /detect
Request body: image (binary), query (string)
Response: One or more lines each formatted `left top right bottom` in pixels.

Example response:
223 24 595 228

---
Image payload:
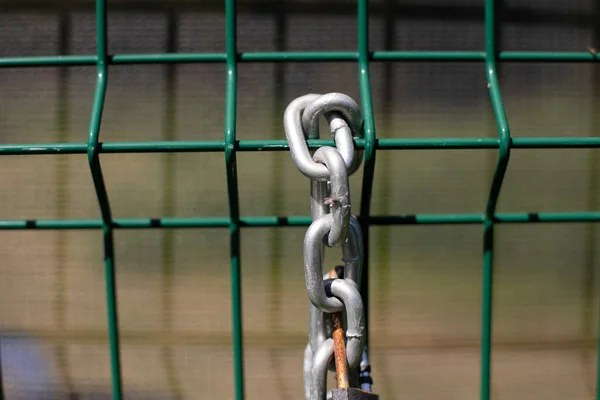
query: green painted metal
87 0 123 399
1 137 600 156
1 0 599 399
357 0 376 355
5 51 600 68
0 211 598 231
372 51 486 61
482 0 511 399
224 0 244 399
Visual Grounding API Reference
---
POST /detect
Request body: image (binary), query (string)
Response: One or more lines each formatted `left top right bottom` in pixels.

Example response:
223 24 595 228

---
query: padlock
331 388 379 400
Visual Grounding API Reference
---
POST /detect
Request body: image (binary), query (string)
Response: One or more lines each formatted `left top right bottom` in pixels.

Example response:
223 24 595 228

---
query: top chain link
284 93 370 400
284 93 364 181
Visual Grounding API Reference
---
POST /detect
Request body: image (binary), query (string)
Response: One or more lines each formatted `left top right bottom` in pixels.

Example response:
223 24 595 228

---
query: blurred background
0 0 599 399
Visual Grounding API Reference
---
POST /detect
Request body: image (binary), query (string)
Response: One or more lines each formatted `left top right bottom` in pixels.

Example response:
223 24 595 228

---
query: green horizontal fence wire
0 212 599 230
1 0 600 399
4 51 600 67
0 211 600 230
1 137 600 156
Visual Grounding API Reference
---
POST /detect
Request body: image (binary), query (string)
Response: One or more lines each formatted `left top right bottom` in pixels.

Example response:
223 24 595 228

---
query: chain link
284 92 372 400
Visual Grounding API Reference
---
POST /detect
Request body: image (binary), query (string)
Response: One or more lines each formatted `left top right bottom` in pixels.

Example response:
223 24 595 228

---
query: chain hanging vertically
284 93 378 400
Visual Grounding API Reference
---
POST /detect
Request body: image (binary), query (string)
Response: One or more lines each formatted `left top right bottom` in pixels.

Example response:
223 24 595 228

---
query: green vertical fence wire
87 0 123 399
1 1 600 400
224 0 245 399
481 0 511 399
357 0 377 351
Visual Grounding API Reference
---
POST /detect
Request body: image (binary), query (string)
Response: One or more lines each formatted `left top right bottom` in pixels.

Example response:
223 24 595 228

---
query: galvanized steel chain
284 93 377 400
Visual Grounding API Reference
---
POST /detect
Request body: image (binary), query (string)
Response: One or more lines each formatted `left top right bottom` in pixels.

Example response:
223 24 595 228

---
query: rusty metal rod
329 267 349 390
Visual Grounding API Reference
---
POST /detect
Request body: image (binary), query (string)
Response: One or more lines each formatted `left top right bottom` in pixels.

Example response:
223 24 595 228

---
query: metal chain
284 93 374 400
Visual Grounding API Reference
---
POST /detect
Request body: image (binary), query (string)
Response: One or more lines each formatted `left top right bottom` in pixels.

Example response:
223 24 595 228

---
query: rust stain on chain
329 267 349 389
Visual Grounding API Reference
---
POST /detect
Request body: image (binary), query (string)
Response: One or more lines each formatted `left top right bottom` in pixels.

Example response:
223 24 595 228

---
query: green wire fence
1 0 600 399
